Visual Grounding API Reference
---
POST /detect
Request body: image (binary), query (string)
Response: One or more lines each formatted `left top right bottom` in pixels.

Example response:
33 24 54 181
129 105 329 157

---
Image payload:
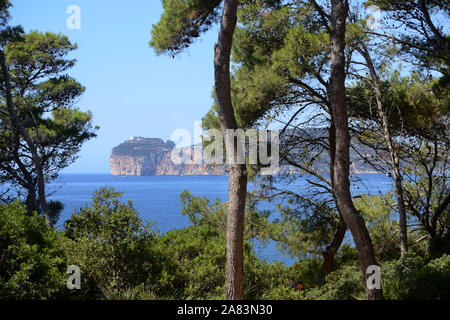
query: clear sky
10 0 219 173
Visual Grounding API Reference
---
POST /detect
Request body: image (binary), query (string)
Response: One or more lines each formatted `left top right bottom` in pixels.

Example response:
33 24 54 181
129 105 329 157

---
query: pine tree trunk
323 216 347 275
214 0 247 300
225 164 247 300
325 121 347 276
359 46 408 255
329 0 384 300
0 50 51 227
25 189 37 215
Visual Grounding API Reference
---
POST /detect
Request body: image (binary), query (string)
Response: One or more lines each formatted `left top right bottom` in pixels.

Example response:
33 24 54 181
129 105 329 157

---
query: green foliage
5 31 76 75
150 0 222 55
202 2 325 129
2 31 98 167
334 244 360 268
47 200 64 227
246 259 302 300
102 283 178 300
0 1 12 27
0 27 97 214
382 253 450 300
0 202 68 299
0 1 23 46
371 0 449 71
233 0 291 68
272 198 340 261
159 221 299 300
301 265 365 300
180 190 227 228
347 72 449 137
159 224 226 299
2 189 450 300
429 224 450 258
111 138 175 157
180 190 271 240
288 258 326 289
355 193 401 261
178 190 328 300
64 188 170 298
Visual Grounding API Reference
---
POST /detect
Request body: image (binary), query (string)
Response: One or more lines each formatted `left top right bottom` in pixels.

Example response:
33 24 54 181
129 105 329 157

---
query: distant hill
111 137 175 157
109 132 383 176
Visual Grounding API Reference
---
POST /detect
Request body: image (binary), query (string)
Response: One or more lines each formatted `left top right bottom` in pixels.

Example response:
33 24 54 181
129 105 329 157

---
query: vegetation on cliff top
111 138 175 157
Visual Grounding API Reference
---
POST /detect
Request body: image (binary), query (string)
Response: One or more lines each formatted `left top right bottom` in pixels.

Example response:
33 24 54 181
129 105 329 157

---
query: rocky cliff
109 137 226 176
110 133 383 176
155 144 227 175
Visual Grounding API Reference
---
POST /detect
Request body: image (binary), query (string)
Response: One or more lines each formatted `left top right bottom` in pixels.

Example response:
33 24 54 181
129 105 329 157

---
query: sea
47 174 393 266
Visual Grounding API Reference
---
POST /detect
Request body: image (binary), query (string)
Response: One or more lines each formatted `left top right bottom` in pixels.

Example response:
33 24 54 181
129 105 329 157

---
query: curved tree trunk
0 50 51 227
329 0 383 300
214 0 247 300
323 215 347 275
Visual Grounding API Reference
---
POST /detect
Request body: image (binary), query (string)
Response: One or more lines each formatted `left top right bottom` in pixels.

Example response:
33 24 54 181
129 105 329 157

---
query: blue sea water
48 174 393 266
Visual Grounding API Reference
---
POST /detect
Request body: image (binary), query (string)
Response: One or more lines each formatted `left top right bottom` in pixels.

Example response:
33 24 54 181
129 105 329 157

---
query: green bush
0 202 68 299
243 251 292 300
158 224 226 299
159 223 298 300
288 258 326 289
2 188 448 301
102 283 179 300
335 244 360 268
302 265 365 300
250 260 303 300
256 258 328 300
382 252 450 300
64 188 171 299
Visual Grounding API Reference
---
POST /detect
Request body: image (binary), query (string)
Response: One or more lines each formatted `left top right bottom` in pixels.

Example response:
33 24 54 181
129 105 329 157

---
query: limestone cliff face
110 133 383 176
109 137 226 176
156 144 226 176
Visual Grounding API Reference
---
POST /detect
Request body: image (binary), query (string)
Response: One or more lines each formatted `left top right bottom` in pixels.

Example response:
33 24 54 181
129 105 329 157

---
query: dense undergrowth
1 188 449 300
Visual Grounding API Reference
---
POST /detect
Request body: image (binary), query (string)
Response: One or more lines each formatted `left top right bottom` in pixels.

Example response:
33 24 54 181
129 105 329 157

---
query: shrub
0 202 68 299
382 252 450 300
64 187 170 299
159 223 297 300
301 265 365 300
102 284 179 300
158 224 226 299
288 258 326 289
250 260 303 300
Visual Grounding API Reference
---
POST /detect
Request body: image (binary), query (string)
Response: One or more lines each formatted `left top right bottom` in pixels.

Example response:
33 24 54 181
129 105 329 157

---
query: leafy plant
0 202 68 299
64 187 170 298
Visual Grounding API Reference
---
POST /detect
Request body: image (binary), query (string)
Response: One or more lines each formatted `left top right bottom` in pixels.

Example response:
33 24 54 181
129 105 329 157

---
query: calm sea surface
48 174 393 266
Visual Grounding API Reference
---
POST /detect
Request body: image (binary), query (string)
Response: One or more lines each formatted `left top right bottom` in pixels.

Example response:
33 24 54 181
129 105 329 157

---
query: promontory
109 137 226 176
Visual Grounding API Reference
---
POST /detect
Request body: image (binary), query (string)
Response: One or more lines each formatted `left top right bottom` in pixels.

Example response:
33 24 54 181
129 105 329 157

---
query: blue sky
10 0 219 173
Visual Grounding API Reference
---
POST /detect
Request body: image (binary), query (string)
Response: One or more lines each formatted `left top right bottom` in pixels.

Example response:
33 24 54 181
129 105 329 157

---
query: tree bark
359 46 408 256
0 50 51 227
214 0 247 300
25 188 38 215
323 216 347 275
329 0 383 300
324 113 348 276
